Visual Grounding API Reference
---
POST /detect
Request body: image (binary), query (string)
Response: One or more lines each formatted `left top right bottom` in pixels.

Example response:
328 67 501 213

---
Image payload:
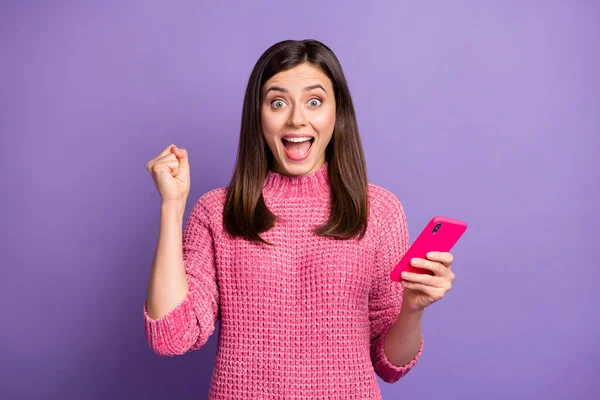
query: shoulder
367 183 409 244
367 183 407 237
367 183 406 220
189 187 228 225
197 187 228 209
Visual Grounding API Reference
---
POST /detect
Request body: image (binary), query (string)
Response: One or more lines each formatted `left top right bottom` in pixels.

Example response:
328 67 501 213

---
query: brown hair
223 39 369 245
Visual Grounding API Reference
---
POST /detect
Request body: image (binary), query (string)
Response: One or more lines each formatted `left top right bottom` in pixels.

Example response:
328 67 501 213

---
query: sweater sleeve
143 197 221 356
369 189 424 383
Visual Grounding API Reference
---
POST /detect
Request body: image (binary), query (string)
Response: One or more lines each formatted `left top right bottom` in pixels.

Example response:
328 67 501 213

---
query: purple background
1 1 598 399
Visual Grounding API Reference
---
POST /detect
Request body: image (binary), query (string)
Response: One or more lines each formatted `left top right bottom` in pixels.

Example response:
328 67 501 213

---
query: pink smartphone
390 216 467 282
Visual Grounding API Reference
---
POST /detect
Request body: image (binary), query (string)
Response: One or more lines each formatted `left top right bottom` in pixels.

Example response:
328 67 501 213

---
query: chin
274 156 320 177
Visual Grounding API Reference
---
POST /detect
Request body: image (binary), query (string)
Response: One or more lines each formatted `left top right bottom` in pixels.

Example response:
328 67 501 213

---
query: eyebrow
263 84 327 97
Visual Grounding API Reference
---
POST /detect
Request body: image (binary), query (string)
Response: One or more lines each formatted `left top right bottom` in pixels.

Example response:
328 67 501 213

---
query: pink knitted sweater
143 162 424 399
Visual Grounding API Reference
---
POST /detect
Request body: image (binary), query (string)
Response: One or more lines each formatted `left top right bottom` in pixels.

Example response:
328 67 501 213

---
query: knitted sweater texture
143 162 424 399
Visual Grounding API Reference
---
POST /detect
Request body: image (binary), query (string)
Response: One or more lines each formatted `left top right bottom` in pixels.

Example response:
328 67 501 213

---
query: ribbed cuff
371 324 424 383
143 294 194 356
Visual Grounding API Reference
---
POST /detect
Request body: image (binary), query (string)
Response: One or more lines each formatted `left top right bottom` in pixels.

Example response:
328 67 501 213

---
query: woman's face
261 63 336 176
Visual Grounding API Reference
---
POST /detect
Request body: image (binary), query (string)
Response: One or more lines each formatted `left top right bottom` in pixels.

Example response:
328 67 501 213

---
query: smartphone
390 216 467 282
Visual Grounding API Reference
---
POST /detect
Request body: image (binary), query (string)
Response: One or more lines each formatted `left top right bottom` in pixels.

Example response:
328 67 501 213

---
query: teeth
283 137 312 143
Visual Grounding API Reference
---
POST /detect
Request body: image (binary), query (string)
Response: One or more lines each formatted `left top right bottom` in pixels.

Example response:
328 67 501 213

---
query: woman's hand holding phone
389 216 467 313
400 251 455 313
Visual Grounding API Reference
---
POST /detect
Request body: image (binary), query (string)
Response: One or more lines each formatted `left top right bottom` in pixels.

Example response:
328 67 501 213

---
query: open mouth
281 137 315 160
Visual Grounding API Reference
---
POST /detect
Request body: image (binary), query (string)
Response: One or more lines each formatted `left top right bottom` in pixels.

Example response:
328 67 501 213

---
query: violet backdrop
1 1 598 399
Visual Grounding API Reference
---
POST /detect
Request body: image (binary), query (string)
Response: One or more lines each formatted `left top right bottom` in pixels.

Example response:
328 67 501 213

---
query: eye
308 98 322 107
271 99 286 109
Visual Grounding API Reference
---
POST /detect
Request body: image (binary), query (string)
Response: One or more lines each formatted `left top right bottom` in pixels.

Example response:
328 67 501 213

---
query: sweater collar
263 162 330 201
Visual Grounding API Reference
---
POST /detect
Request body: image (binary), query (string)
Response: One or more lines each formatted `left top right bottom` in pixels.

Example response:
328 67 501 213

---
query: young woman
144 39 456 399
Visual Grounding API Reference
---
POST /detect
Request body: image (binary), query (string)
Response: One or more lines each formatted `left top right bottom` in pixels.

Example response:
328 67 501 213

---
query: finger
147 144 176 170
401 281 446 301
155 144 177 162
171 145 190 170
152 156 180 174
156 153 179 167
410 258 447 276
401 280 441 297
426 251 454 267
401 271 446 288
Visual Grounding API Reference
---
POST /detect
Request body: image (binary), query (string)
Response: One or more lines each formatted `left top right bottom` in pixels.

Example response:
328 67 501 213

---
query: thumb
172 145 189 169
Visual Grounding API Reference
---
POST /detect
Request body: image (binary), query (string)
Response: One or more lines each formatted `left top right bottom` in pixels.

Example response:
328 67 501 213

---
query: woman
143 39 456 399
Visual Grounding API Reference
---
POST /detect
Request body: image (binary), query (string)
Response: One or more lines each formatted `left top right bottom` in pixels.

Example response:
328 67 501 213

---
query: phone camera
432 223 442 234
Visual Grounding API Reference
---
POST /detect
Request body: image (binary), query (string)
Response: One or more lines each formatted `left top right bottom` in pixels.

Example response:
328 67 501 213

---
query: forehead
263 63 333 92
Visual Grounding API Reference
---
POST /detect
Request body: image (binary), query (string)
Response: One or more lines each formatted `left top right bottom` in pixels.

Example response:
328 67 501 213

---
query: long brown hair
223 39 369 245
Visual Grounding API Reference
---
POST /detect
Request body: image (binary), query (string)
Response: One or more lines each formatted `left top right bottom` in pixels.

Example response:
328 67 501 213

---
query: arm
369 189 424 383
143 197 221 356
384 307 424 367
145 201 188 320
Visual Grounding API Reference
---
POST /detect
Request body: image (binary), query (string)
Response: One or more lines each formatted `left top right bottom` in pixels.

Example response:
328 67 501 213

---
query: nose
287 103 307 127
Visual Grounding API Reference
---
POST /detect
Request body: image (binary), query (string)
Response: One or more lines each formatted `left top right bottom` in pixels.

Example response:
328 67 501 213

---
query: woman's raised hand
146 144 191 204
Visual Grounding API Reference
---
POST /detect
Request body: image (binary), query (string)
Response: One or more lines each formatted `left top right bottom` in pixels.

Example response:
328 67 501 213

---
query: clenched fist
146 144 191 204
